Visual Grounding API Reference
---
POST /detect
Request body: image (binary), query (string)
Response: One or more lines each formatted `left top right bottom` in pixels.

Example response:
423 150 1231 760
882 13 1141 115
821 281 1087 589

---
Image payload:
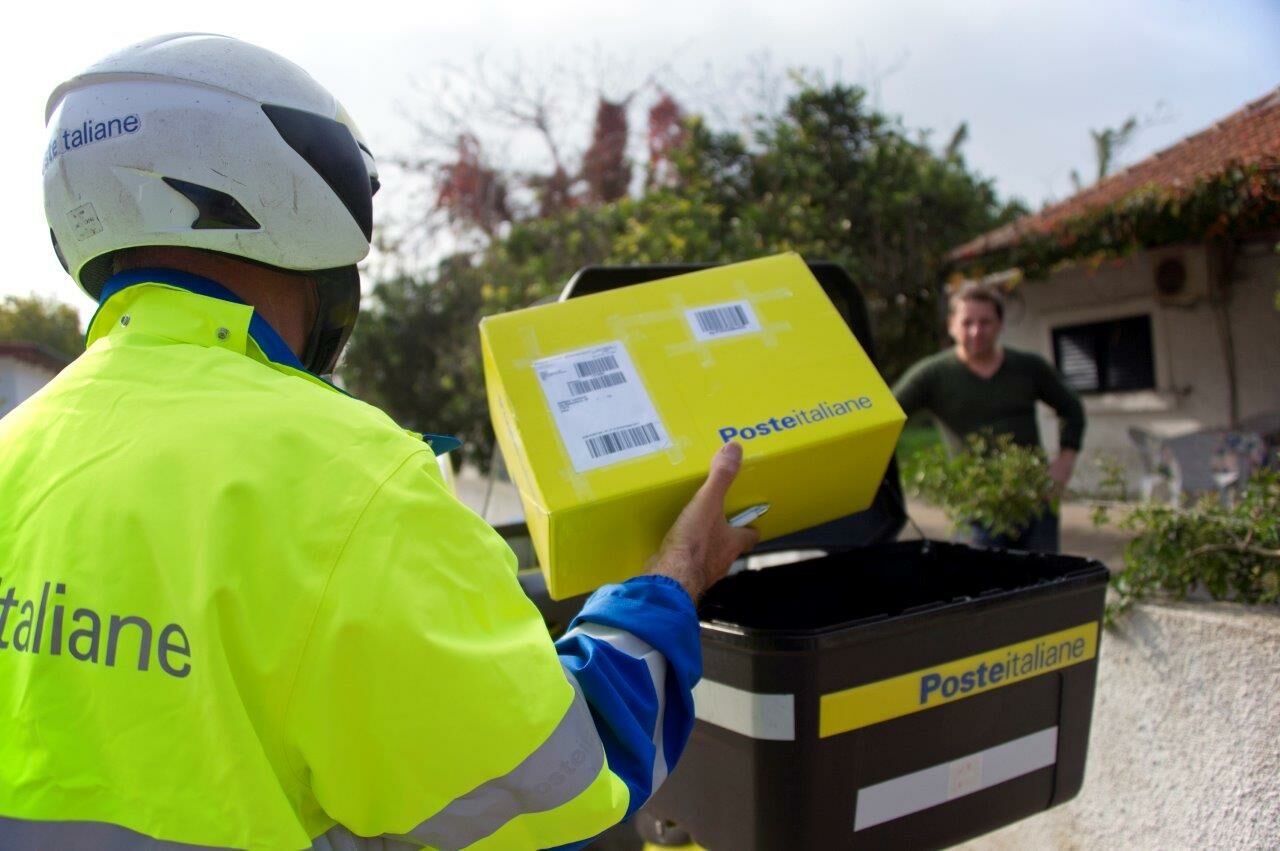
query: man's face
948 298 1002 360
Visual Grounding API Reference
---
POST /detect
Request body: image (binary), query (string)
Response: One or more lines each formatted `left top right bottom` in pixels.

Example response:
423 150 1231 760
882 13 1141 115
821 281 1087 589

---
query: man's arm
1047 448 1078 499
549 443 756 849
891 357 935 418
1032 355 1086 494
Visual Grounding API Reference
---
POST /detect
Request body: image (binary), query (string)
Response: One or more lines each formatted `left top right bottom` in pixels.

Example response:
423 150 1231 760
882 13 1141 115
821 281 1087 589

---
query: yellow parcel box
480 253 906 599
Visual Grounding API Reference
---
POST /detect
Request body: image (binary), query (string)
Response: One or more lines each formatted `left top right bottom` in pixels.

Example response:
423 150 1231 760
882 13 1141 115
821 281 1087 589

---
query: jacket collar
87 268 462 455
91 268 308 370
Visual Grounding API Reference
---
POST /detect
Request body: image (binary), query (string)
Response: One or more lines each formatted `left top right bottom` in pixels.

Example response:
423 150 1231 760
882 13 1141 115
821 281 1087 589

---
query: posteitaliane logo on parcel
819 622 1099 737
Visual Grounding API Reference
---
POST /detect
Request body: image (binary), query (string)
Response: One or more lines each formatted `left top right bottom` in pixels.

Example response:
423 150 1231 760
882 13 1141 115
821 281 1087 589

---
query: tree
343 206 629 469
344 74 1023 467
385 55 669 252
340 259 490 460
943 122 969 162
1068 104 1171 191
582 97 632 204
0 294 83 358
614 80 1024 379
1090 116 1139 183
434 134 512 238
645 92 687 188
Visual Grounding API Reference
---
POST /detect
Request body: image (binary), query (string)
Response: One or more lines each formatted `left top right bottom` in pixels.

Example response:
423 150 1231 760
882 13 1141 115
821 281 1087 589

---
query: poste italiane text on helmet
42 33 379 374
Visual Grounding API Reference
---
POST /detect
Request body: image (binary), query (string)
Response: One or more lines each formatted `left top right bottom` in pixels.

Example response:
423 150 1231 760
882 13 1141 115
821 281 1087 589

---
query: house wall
1228 241 1280 420
997 239 1280 492
0 357 59 417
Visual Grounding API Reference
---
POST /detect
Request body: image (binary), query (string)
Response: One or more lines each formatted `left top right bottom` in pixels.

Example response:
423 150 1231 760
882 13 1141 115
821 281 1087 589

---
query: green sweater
893 347 1085 451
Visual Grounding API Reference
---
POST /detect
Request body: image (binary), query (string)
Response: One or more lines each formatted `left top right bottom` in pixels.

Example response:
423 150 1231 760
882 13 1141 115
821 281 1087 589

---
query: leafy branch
1093 459 1280 622
901 433 1054 539
956 162 1280 282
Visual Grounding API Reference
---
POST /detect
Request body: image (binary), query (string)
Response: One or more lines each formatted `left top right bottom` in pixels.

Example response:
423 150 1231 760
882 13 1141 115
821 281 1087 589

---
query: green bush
901 433 1054 539
1094 459 1280 620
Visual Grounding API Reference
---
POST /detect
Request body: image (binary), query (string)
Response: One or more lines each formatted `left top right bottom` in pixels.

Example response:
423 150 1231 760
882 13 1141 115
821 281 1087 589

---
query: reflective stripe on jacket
0 272 700 849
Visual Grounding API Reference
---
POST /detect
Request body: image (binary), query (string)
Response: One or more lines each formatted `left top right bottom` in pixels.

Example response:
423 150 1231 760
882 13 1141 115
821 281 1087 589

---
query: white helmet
43 33 379 373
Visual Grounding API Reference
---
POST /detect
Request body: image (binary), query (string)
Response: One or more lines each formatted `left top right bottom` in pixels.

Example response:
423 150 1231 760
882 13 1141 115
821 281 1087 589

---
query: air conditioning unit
1151 249 1209 307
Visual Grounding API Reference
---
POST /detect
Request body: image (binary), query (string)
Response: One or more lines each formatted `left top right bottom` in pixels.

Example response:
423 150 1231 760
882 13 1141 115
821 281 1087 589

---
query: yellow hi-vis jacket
0 272 702 850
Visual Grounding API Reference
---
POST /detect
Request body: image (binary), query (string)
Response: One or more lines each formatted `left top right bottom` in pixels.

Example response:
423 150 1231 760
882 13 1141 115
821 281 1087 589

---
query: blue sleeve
548 575 702 849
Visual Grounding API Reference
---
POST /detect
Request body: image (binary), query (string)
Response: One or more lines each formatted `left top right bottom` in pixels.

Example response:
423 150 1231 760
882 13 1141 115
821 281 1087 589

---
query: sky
6 0 1279 317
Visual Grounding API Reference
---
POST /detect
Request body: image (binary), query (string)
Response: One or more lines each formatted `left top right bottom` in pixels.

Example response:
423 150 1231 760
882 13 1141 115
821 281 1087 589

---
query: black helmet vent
162 177 261 230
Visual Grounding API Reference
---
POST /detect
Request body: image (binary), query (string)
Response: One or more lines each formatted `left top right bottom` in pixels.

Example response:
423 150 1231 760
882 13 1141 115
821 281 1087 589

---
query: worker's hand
647 442 760 602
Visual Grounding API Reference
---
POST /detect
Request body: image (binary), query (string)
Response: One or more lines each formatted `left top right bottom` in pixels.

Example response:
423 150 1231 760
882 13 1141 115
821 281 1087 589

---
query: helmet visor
262 103 375 241
304 267 361 375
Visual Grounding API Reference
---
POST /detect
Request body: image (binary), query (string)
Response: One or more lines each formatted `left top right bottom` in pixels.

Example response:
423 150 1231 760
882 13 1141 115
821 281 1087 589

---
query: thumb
700 442 744 504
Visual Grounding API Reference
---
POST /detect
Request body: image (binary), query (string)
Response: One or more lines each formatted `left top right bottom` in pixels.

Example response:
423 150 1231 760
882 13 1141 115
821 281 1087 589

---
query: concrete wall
961 601 1280 851
998 239 1280 492
0 357 58 417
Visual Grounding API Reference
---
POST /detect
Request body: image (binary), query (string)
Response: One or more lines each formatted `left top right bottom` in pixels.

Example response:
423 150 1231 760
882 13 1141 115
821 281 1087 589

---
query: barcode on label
585 423 661 459
574 355 620 378
567 371 628 395
693 305 749 335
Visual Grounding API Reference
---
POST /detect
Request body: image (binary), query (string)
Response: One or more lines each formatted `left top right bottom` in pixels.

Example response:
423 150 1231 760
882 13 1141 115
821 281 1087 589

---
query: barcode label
686 300 761 340
695 305 749 334
534 341 671 472
568 371 628 395
585 423 662 458
574 355 620 378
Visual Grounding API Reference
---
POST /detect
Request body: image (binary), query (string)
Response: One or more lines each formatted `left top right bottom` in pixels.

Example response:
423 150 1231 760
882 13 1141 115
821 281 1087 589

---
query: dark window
1051 315 1155 394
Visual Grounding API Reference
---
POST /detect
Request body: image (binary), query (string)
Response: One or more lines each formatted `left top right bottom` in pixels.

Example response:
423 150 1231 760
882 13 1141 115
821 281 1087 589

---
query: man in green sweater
893 283 1086 553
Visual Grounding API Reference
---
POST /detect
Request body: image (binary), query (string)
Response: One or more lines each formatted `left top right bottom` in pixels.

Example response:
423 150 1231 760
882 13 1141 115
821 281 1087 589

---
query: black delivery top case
558 262 1109 851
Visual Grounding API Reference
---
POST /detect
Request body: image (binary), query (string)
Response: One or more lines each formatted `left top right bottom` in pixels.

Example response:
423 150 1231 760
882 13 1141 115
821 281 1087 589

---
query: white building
0 343 72 418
